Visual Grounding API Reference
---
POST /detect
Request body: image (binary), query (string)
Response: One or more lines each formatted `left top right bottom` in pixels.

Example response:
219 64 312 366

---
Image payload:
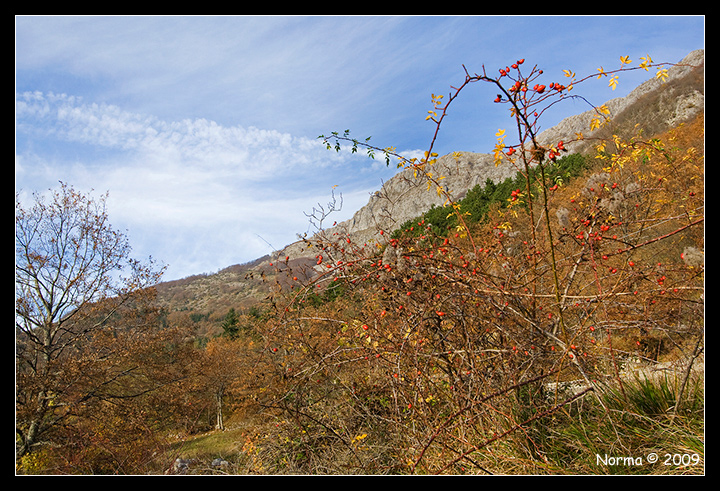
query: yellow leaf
596 66 606 78
620 55 632 65
639 54 653 71
656 68 669 82
563 69 575 78
352 433 368 444
608 75 619 90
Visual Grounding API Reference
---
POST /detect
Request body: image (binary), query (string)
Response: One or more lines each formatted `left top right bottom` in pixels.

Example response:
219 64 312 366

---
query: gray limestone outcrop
279 49 703 262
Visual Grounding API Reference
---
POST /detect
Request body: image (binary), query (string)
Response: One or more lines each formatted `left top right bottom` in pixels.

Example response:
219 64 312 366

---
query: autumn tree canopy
15 183 166 460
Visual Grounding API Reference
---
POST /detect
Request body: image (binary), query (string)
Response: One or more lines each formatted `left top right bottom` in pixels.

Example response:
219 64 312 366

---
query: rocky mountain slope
156 49 704 317
278 49 703 257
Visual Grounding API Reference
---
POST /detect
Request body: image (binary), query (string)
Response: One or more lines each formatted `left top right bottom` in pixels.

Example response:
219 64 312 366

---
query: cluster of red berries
498 58 525 77
547 140 567 161
494 59 569 104
495 59 527 102
506 140 567 161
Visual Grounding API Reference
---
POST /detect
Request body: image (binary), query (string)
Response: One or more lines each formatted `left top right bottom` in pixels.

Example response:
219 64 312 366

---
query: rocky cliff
278 49 703 261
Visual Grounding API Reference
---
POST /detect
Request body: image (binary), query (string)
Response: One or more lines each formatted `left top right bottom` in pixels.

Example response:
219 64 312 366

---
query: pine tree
220 308 240 339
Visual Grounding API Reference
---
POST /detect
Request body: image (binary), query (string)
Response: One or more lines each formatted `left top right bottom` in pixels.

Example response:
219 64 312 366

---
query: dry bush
247 57 703 474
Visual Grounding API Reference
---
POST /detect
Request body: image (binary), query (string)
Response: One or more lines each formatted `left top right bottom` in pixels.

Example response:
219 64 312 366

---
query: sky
15 15 705 282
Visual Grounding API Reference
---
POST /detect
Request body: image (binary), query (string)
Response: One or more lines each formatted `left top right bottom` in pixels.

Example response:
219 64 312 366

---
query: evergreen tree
220 308 240 339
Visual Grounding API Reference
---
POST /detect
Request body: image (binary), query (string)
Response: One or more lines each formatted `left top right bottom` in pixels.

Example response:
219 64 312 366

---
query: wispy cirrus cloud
15 89 400 279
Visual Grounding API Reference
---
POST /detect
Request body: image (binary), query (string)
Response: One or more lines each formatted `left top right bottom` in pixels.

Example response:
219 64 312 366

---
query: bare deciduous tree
15 182 165 459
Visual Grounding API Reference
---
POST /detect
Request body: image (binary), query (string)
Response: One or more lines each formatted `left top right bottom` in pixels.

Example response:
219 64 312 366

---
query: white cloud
15 90 402 280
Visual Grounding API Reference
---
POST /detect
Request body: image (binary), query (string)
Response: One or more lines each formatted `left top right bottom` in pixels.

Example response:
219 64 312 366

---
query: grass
157 423 256 474
509 371 705 475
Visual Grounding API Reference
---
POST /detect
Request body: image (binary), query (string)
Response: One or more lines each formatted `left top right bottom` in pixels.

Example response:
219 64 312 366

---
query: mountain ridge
155 49 704 317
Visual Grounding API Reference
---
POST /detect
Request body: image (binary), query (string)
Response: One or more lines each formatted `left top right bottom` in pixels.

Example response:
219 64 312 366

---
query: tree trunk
215 387 225 431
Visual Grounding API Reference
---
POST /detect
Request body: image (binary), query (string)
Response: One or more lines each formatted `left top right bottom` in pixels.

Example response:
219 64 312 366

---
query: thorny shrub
243 55 703 474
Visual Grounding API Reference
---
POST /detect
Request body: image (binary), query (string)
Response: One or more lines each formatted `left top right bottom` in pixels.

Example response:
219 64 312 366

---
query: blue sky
15 16 704 281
